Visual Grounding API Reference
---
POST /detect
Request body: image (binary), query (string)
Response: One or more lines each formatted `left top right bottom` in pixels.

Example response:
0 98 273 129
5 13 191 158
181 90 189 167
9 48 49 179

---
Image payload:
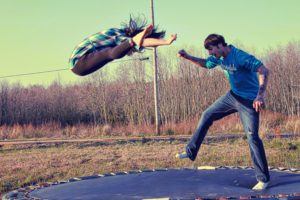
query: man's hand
177 49 207 68
253 95 265 112
254 65 269 112
177 49 188 58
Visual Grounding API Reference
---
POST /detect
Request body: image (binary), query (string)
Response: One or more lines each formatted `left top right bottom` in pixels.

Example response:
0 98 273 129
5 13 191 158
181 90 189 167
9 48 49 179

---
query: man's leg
184 92 237 161
238 102 270 186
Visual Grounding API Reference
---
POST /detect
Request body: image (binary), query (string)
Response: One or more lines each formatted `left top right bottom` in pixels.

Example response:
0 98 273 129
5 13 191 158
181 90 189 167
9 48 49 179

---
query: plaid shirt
69 28 133 68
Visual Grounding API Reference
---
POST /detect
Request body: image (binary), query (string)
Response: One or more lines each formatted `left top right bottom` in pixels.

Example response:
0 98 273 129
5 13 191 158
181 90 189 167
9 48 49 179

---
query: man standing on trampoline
176 34 270 190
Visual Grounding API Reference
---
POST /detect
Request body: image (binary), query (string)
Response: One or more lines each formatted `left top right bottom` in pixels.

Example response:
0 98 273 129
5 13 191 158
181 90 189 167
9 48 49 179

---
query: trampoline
3 166 300 200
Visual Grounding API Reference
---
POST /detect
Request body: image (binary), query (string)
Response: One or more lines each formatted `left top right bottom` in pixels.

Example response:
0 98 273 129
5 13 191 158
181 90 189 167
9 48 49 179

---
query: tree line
0 42 299 126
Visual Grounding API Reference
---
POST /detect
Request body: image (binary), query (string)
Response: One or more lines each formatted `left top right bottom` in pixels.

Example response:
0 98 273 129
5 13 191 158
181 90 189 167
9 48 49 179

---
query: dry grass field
1 135 299 197
0 111 299 197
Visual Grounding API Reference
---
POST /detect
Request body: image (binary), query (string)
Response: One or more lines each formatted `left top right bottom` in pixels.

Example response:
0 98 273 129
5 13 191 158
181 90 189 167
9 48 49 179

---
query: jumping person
176 34 270 190
69 16 177 76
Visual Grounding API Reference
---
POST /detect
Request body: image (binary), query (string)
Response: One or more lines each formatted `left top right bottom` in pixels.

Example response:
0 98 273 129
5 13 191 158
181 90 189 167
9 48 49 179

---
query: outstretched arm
177 49 207 68
253 65 269 112
142 34 177 47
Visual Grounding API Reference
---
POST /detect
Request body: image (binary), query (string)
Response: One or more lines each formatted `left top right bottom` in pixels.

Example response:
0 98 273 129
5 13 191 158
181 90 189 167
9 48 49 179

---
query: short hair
204 34 227 49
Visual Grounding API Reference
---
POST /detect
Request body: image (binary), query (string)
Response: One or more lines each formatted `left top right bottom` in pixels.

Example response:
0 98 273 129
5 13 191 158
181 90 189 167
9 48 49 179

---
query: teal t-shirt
206 45 262 100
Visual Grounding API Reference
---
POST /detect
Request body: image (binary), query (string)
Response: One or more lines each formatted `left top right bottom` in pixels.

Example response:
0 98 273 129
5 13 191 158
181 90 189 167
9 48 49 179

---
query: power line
0 68 69 79
0 57 149 79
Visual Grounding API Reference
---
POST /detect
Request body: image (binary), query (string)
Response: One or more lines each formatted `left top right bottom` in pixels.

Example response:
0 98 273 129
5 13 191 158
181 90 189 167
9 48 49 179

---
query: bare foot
132 24 153 47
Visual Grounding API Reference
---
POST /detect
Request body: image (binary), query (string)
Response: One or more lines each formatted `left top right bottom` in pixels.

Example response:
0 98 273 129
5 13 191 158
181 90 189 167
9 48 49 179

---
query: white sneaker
252 181 270 190
175 152 189 159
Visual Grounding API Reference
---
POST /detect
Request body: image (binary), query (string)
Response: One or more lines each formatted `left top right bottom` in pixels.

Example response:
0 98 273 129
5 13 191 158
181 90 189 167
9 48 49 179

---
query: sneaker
175 152 189 159
252 181 270 190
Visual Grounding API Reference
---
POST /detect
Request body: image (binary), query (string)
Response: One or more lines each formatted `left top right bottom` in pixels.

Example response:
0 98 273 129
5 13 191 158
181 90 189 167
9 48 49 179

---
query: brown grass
0 137 299 196
0 111 299 140
0 111 299 196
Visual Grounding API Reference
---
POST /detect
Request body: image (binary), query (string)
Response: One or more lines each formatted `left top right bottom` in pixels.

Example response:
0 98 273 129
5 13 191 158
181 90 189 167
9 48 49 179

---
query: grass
0 111 299 140
1 137 299 196
0 111 299 197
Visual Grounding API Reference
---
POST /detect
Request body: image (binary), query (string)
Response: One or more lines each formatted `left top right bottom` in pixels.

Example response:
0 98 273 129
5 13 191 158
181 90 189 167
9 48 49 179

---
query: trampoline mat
29 168 300 199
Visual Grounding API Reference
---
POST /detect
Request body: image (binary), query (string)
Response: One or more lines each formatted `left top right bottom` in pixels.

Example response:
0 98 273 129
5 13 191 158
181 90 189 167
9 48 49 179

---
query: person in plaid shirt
70 16 177 76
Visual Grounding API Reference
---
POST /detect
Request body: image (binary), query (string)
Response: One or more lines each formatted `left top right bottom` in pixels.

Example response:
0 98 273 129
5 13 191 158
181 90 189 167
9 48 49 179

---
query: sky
0 0 300 86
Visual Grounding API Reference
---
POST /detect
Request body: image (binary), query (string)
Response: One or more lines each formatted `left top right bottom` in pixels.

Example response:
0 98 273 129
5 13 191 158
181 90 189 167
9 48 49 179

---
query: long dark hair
121 15 165 39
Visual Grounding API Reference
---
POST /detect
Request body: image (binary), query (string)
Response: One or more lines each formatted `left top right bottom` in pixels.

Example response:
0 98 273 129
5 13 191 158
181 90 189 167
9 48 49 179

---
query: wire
0 57 149 79
0 68 69 79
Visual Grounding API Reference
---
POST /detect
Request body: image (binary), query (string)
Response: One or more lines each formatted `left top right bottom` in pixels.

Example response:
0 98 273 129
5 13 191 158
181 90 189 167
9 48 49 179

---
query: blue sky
1 0 299 86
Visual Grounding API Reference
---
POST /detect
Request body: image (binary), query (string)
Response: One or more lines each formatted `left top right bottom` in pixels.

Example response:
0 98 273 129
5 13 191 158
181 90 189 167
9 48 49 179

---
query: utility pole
150 0 161 135
291 84 300 116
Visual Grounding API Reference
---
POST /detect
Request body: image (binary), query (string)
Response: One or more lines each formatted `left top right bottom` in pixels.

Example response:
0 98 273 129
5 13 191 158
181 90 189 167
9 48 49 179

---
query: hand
253 95 265 112
177 49 188 58
167 34 177 44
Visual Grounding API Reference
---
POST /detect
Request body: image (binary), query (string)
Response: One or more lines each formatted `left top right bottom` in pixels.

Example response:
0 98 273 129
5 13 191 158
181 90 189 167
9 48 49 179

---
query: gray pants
72 40 132 76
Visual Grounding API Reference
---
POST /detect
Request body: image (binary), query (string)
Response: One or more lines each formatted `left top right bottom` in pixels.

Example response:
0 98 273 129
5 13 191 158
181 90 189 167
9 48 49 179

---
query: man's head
204 34 228 58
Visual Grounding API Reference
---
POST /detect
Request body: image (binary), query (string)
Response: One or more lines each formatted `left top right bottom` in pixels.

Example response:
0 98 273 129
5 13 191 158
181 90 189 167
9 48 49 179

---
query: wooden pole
150 0 161 135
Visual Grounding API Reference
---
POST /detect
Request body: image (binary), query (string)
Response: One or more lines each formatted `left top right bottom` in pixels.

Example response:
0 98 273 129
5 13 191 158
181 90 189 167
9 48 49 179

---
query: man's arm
177 49 207 68
253 65 270 112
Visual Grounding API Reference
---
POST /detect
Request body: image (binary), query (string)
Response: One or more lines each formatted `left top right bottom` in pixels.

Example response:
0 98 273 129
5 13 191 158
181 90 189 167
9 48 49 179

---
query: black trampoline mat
29 168 300 200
